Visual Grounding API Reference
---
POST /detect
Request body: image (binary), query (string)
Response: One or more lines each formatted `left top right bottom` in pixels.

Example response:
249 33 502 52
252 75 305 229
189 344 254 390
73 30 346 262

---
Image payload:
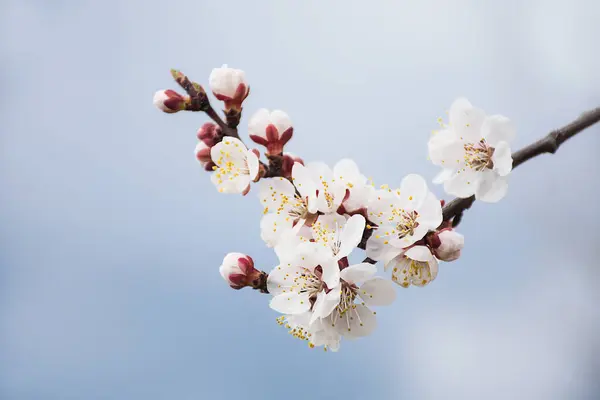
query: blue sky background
1 1 599 399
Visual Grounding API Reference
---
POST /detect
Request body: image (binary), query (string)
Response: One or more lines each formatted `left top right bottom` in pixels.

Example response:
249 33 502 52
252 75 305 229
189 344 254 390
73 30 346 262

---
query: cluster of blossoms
154 65 516 351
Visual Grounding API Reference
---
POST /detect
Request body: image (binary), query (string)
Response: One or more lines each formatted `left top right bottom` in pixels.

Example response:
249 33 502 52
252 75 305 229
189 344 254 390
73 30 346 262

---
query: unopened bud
219 253 260 290
153 89 186 113
432 229 464 262
209 64 249 111
196 122 222 147
248 109 293 155
195 141 213 166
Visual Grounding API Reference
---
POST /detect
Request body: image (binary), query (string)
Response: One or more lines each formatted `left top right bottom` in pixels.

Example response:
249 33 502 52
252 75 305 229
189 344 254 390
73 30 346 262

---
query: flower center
395 210 419 239
464 139 495 171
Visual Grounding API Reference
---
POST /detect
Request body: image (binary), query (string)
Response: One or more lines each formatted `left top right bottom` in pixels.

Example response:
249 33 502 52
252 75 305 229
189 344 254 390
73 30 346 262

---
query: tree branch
442 107 600 224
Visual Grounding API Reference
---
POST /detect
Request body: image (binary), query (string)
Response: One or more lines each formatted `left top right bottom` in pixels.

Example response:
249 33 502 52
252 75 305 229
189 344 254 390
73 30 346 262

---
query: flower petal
246 149 260 180
334 304 377 337
428 129 464 168
443 169 480 198
491 141 513 176
269 292 311 314
398 174 428 210
260 213 294 248
416 191 443 230
433 168 454 184
320 257 341 289
270 110 292 136
475 171 508 203
340 262 377 284
449 97 486 141
310 288 341 324
482 114 516 147
248 108 270 139
405 245 435 262
292 162 318 213
358 277 396 306
337 214 366 259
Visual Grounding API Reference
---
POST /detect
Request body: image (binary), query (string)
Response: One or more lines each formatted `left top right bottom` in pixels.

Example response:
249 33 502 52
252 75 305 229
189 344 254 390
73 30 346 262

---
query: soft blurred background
1 0 599 399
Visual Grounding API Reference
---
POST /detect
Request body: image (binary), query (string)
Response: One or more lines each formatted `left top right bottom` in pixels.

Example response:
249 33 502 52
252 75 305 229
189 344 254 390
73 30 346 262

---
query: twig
442 107 600 224
171 69 241 140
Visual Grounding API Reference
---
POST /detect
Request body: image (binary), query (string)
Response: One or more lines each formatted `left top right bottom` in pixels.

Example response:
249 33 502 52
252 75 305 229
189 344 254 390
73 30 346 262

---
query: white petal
476 171 509 203
320 258 341 289
449 97 487 141
260 213 294 248
311 289 341 323
405 245 435 262
291 163 318 213
343 304 377 337
398 174 428 210
270 110 292 135
366 189 398 226
248 108 270 138
333 158 361 181
258 177 297 213
491 141 513 176
340 263 377 284
269 292 311 314
337 214 365 258
443 169 480 198
416 191 443 230
433 168 454 184
428 129 464 168
481 115 516 147
359 277 396 306
246 149 260 180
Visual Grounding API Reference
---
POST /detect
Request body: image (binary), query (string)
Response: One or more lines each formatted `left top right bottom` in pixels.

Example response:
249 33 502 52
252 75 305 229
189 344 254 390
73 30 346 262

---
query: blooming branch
442 106 600 226
153 65 600 352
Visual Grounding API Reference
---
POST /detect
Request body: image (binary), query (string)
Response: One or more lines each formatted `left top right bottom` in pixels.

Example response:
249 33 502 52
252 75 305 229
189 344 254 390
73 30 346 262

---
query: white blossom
267 242 341 320
387 245 439 288
366 174 442 263
210 137 259 195
428 97 516 202
248 108 293 154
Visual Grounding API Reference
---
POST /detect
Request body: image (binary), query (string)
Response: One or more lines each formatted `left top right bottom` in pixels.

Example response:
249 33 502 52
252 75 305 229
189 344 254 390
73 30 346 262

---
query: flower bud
281 152 304 178
153 89 186 113
248 109 293 155
432 229 464 261
219 252 259 290
196 122 222 147
195 140 213 167
209 64 249 111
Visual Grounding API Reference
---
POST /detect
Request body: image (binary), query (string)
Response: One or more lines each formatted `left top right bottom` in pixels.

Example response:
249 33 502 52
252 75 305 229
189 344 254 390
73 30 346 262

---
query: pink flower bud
196 122 222 147
281 152 304 178
209 64 249 111
248 109 293 155
219 253 258 290
433 229 464 262
195 141 213 166
153 89 186 113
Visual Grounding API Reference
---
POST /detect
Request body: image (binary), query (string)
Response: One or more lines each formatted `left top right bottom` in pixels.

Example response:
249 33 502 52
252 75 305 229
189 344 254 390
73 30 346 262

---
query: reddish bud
153 89 187 113
219 253 260 290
